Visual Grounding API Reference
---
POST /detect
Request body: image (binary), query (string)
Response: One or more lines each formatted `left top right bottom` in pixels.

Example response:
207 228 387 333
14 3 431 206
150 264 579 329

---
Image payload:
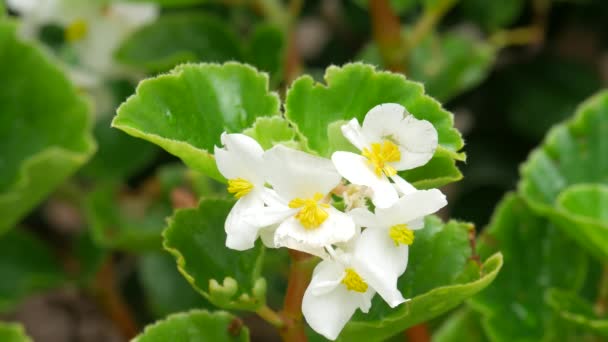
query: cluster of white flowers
7 0 158 87
215 103 447 340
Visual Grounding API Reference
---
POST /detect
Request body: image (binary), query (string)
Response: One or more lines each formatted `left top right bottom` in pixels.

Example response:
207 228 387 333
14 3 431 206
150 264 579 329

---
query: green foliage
113 62 280 182
358 30 495 102
519 91 608 261
285 63 465 188
546 288 608 338
116 13 243 73
0 230 65 312
335 217 502 342
0 322 32 342
0 21 95 233
85 184 172 252
163 199 266 311
433 308 488 342
82 115 158 181
246 24 285 85
461 0 525 31
133 310 249 342
139 252 210 318
469 194 589 341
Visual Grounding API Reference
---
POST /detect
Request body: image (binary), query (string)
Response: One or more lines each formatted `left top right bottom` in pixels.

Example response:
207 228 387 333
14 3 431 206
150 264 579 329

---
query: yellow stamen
361 141 401 177
389 224 415 246
65 19 89 42
227 178 254 199
288 193 330 229
341 268 368 292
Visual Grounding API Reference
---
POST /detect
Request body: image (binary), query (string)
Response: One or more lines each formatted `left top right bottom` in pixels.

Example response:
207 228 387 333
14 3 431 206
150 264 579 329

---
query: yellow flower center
389 224 415 246
288 193 330 229
341 268 368 292
361 141 401 177
65 19 89 42
227 178 254 199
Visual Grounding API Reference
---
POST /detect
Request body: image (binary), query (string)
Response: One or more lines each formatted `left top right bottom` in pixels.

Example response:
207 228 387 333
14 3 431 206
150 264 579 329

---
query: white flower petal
303 260 371 340
361 103 406 142
348 208 379 228
264 145 341 199
242 205 295 228
331 152 398 208
258 225 278 248
108 2 159 28
390 175 417 195
273 207 355 257
377 189 447 226
340 118 367 150
390 115 438 170
225 194 265 250
214 133 265 183
353 228 408 307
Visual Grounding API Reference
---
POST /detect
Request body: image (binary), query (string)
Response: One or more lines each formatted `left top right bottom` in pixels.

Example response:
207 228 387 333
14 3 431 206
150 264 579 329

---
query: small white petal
264 145 341 200
353 228 408 307
348 208 380 228
377 189 447 226
340 118 367 151
361 103 406 142
331 152 398 208
242 205 295 228
225 194 265 250
215 133 265 183
109 2 159 28
303 260 372 340
258 225 278 248
390 175 417 196
273 207 355 257
390 116 438 170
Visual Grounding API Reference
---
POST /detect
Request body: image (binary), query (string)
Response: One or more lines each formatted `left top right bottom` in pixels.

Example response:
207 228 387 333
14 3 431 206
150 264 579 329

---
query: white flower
244 145 356 257
332 103 438 208
215 133 272 251
7 0 158 86
348 189 447 305
302 242 407 340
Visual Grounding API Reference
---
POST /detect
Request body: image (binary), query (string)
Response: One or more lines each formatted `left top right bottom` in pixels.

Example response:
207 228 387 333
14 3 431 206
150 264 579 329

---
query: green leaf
519 91 608 261
82 115 158 180
461 0 525 31
242 116 297 150
285 63 464 188
85 185 171 252
133 309 249 342
116 13 243 73
408 31 496 102
0 21 95 233
0 322 32 342
352 0 419 15
433 308 489 342
336 216 502 342
113 62 280 182
139 252 211 318
246 24 285 85
358 30 495 102
469 194 589 341
163 199 266 311
546 288 608 338
0 230 65 312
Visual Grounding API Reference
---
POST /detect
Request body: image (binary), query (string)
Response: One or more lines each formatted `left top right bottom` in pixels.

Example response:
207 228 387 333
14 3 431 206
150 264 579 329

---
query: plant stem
256 305 285 328
595 265 608 316
407 0 457 50
94 258 139 339
405 323 431 342
279 250 315 342
369 0 405 72
489 27 544 49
